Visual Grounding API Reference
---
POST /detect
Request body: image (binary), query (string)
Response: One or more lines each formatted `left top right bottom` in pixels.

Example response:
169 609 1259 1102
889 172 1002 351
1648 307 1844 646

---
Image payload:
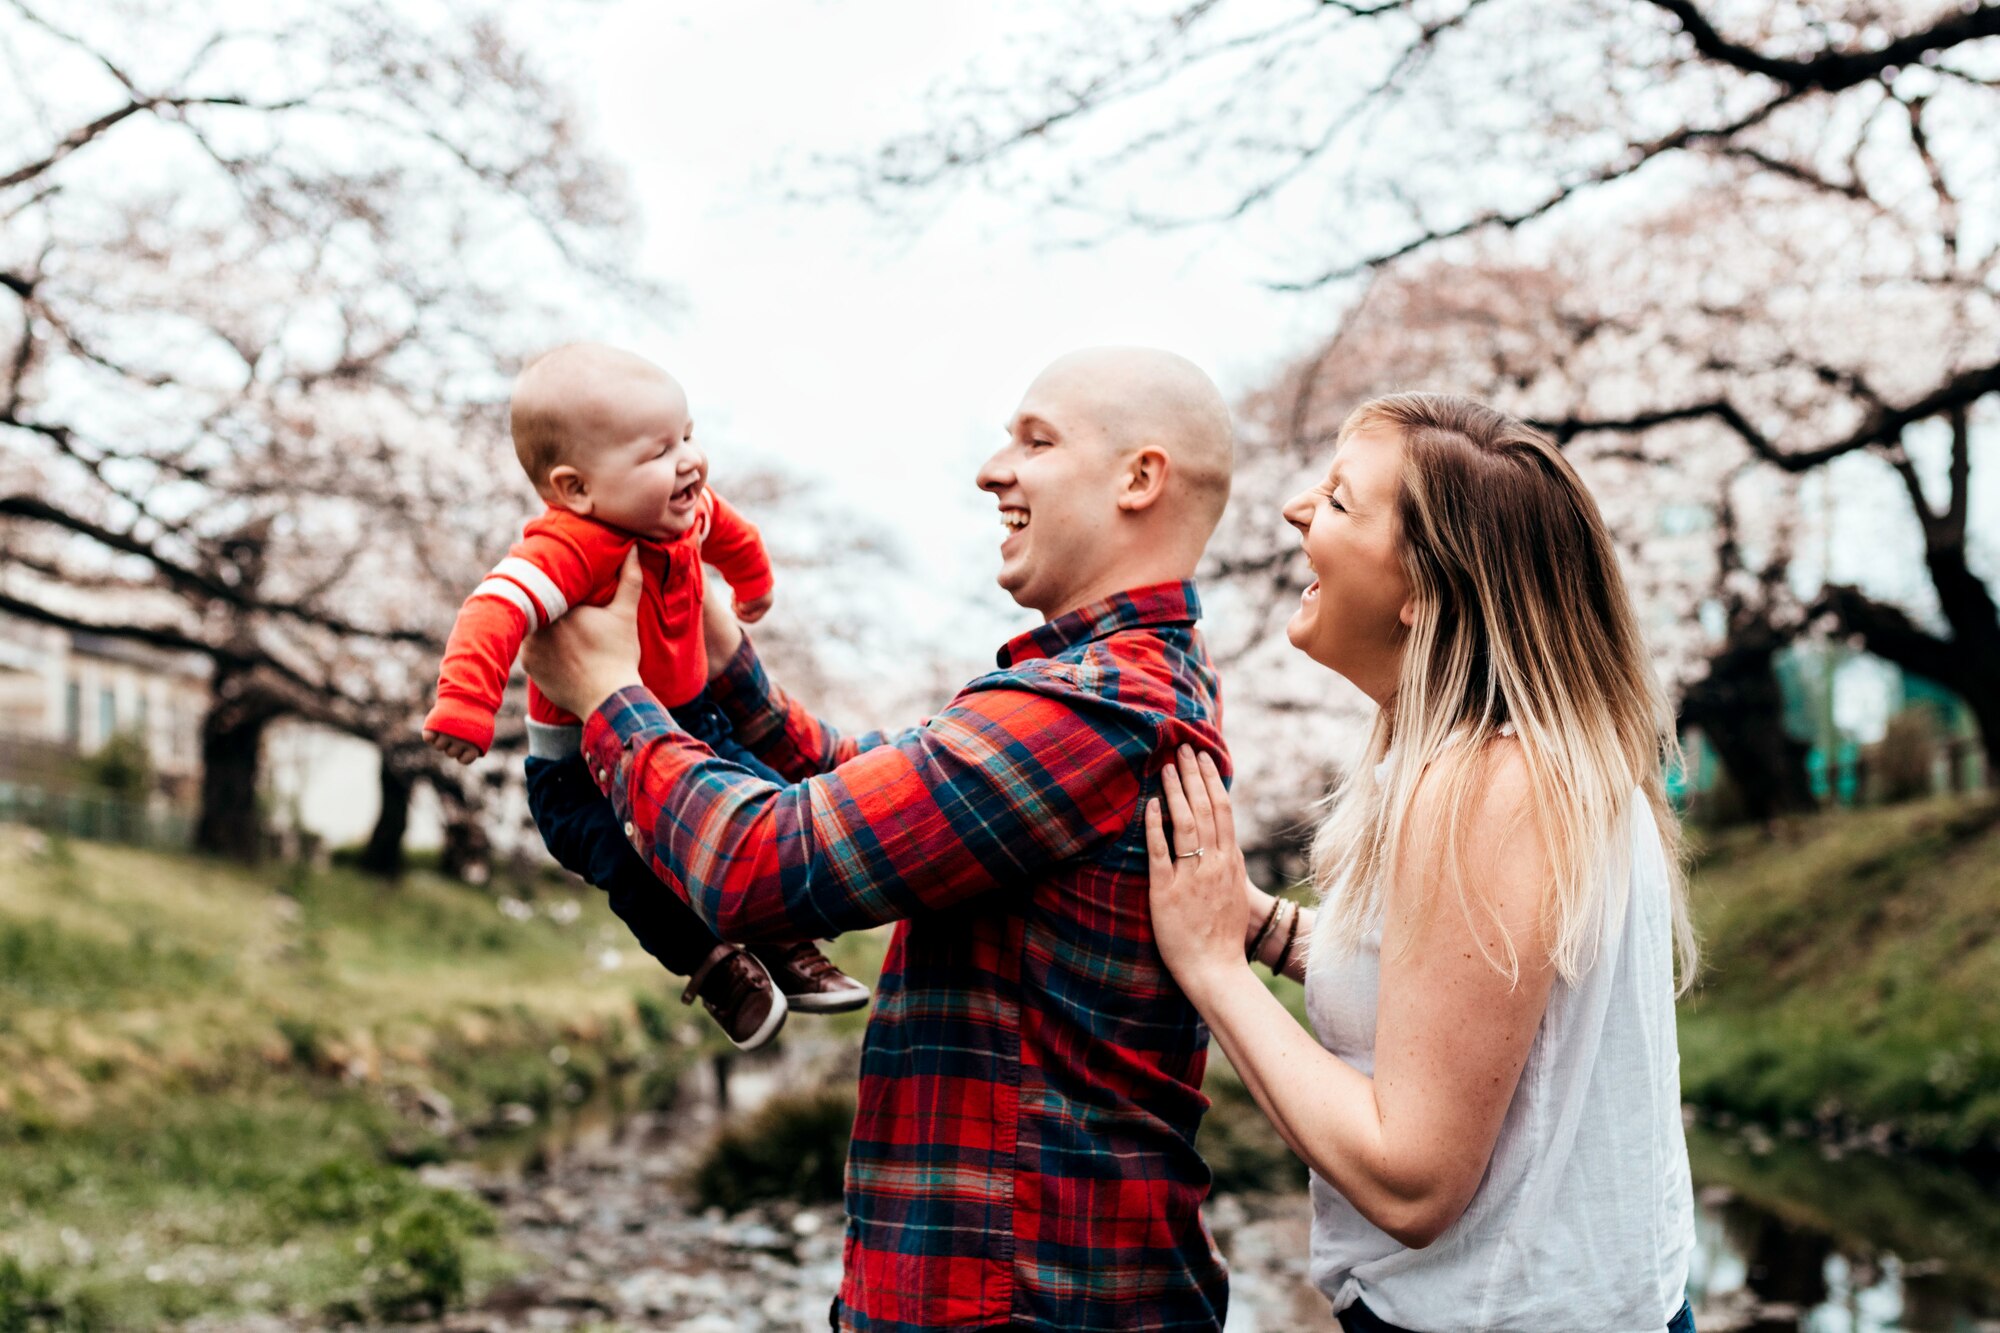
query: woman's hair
1308 392 1696 992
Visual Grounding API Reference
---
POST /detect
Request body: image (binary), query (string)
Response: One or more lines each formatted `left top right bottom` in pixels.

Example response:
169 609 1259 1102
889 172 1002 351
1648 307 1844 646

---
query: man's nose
976 448 1012 493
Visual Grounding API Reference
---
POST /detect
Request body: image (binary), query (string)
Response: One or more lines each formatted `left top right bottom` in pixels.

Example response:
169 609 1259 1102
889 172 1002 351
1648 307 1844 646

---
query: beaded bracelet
1246 894 1284 961
1273 900 1304 975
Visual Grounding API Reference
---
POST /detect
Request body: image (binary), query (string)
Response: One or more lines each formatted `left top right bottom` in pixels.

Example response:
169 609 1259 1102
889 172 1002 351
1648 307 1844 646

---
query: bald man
525 348 1238 1333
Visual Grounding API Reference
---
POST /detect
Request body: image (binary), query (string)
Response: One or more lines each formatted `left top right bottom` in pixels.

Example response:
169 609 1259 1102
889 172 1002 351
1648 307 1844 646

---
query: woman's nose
1281 492 1311 532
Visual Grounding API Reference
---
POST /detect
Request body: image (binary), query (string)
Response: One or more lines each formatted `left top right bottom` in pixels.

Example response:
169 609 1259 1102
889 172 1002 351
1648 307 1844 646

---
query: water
1688 1123 2000 1331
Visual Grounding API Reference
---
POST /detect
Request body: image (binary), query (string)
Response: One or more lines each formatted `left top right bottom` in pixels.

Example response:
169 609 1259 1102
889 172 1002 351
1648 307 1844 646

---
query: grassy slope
0 824 884 1327
1679 794 2000 1158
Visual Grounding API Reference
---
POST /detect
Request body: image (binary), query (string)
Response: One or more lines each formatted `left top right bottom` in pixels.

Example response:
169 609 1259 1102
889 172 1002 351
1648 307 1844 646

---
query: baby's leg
668 695 870 1016
523 747 786 1048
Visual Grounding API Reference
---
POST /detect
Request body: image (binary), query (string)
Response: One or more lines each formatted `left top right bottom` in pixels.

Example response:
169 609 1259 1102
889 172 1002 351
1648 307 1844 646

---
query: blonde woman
1147 394 1697 1332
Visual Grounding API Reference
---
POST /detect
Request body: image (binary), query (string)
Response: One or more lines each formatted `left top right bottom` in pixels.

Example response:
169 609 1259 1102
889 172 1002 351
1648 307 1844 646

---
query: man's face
977 366 1128 619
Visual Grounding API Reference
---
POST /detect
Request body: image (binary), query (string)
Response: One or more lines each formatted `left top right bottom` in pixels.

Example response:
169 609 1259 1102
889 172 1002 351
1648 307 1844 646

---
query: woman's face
1282 425 1414 706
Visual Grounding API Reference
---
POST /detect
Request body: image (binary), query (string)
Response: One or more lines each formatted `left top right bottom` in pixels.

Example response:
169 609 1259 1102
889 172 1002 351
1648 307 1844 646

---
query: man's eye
1028 439 1053 449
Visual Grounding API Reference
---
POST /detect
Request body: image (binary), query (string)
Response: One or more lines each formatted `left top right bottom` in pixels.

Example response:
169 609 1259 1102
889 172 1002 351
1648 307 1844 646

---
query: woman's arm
1243 882 1314 983
1147 745 1555 1248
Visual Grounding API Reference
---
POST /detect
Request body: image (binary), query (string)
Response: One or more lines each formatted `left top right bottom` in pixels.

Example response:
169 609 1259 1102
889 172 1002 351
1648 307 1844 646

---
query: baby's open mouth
670 477 704 507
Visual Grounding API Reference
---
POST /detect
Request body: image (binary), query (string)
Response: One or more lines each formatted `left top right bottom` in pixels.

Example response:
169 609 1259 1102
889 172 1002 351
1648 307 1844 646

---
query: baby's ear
546 464 591 512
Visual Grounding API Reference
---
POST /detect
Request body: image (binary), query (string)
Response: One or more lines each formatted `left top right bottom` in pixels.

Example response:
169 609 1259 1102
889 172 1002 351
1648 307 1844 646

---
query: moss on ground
1678 795 2000 1161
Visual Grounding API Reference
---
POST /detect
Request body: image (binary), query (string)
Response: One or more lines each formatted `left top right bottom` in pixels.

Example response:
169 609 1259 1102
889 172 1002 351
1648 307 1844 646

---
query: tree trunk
426 769 492 885
357 746 417 877
1679 629 1817 822
193 666 286 860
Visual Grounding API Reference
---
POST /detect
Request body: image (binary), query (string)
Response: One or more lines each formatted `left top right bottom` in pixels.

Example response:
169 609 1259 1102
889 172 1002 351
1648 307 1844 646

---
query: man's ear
547 464 592 514
1116 446 1171 512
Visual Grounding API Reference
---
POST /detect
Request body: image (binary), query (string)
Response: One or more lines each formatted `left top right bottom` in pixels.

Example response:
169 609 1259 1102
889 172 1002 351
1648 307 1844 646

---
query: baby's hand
423 728 482 766
733 591 774 624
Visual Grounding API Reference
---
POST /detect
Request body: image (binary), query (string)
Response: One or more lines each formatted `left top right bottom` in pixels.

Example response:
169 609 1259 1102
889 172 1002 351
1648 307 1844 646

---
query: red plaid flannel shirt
582 581 1232 1333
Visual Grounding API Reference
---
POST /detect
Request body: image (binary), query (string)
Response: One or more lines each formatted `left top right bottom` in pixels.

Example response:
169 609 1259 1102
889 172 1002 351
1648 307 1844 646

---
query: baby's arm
423 518 623 761
700 491 775 623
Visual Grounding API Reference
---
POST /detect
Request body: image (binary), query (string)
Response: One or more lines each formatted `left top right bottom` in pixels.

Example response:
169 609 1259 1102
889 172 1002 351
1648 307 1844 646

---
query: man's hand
733 590 773 624
522 548 646 718
422 729 482 765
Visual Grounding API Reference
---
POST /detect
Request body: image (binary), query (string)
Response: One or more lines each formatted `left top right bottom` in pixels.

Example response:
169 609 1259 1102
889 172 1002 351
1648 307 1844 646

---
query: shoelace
682 944 762 1006
784 945 846 982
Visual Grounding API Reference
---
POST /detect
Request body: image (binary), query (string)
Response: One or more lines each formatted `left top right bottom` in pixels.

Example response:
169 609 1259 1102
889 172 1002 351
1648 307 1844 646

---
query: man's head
511 343 709 541
977 346 1234 621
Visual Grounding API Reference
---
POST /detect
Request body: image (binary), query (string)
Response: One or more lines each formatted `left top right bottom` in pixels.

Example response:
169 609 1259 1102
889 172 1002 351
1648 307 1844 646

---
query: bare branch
1638 0 2000 94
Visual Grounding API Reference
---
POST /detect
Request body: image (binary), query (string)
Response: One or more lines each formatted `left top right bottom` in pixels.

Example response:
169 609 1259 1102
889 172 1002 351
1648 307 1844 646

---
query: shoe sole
782 989 871 1015
729 988 790 1051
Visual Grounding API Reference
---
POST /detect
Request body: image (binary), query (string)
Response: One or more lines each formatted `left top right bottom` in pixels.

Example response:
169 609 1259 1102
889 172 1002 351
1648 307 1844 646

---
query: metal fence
0 782 193 850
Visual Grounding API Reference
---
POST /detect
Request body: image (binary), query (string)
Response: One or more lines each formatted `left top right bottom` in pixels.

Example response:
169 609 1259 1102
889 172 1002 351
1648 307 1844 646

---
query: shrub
0 1257 103 1333
357 1194 490 1321
1873 707 1940 805
687 1087 856 1212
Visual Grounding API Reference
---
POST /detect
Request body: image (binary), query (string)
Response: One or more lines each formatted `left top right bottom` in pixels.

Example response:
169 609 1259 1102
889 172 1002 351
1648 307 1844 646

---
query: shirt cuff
583 684 675 797
706 632 773 725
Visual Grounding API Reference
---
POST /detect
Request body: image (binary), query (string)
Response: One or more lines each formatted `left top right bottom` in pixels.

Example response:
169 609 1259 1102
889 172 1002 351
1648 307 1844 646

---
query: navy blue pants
523 691 785 978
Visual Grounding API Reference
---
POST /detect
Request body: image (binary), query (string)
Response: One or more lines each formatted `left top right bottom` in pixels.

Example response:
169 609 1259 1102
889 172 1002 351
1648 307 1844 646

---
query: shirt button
622 821 635 838
596 767 608 783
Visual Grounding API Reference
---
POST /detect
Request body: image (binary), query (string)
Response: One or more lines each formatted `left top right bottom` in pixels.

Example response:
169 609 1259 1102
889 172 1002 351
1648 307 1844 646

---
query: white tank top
1304 794 1695 1333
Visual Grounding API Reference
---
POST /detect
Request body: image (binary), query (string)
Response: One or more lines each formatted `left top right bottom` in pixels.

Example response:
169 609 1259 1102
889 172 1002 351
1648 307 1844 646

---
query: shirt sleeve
423 516 626 753
703 633 893 780
699 491 775 605
579 671 1154 943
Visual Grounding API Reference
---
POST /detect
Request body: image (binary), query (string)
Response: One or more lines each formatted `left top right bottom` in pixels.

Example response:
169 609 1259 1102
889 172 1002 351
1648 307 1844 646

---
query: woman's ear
1116 446 1171 512
1399 597 1418 628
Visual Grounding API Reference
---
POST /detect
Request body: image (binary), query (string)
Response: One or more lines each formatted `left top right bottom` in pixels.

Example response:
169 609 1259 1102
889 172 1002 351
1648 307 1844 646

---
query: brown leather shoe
753 941 871 1014
681 944 787 1050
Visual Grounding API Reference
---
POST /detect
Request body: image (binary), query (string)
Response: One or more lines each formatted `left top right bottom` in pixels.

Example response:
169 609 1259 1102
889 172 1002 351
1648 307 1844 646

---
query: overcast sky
543 1 1343 648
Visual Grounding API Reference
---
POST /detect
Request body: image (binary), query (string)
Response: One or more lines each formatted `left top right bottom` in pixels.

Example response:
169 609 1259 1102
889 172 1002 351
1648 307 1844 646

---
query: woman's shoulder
1409 728 1535 827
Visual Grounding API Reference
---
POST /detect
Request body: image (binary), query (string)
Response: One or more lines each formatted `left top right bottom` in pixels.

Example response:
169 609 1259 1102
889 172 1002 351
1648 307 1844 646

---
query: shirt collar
995 580 1203 668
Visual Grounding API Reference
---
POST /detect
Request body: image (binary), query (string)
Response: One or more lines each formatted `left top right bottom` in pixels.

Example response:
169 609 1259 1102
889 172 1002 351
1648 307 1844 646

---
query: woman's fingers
1144 797 1174 879
1177 745 1218 849
1197 751 1235 851
1160 761 1200 856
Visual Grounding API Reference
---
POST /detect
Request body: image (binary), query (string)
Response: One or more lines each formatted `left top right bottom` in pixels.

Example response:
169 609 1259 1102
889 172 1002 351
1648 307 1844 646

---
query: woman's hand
1145 746 1251 999
522 549 645 717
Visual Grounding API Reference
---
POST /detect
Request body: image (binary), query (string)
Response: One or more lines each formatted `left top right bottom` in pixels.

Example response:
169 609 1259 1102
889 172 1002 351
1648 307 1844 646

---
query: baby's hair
509 343 671 488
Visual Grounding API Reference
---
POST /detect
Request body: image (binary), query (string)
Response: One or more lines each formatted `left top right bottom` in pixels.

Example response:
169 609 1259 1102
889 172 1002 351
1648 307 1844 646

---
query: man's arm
703 632 894 781
581 673 1152 943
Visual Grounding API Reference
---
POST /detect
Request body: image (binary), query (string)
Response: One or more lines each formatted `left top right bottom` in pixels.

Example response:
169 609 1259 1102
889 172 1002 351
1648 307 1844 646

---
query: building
0 611 208 800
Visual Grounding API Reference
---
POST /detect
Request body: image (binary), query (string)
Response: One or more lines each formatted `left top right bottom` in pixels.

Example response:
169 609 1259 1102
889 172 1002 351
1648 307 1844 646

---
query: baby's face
569 375 708 541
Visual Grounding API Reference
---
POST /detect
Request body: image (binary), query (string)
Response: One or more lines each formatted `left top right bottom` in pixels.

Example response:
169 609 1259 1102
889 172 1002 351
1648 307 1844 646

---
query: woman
1147 394 1697 1332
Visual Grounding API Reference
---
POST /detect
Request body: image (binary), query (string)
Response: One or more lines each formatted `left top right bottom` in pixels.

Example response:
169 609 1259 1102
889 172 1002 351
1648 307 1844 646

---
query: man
524 347 1237 1333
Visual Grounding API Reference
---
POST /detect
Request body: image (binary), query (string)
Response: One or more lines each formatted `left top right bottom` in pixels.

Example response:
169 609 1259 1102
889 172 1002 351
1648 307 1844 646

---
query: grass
1678 794 2000 1160
0 823 896 1329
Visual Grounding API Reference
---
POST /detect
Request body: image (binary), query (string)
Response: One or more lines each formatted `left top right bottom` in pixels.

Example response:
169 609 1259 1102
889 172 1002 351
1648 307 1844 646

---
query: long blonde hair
1309 393 1696 992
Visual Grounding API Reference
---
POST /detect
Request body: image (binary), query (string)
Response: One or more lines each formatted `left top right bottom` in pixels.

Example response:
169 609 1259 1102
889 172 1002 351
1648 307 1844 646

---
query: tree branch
1639 0 2000 94
1816 583 1966 693
1540 356 2000 472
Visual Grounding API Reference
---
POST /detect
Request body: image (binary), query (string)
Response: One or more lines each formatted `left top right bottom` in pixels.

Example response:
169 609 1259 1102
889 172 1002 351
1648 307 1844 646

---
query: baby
424 343 868 1049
